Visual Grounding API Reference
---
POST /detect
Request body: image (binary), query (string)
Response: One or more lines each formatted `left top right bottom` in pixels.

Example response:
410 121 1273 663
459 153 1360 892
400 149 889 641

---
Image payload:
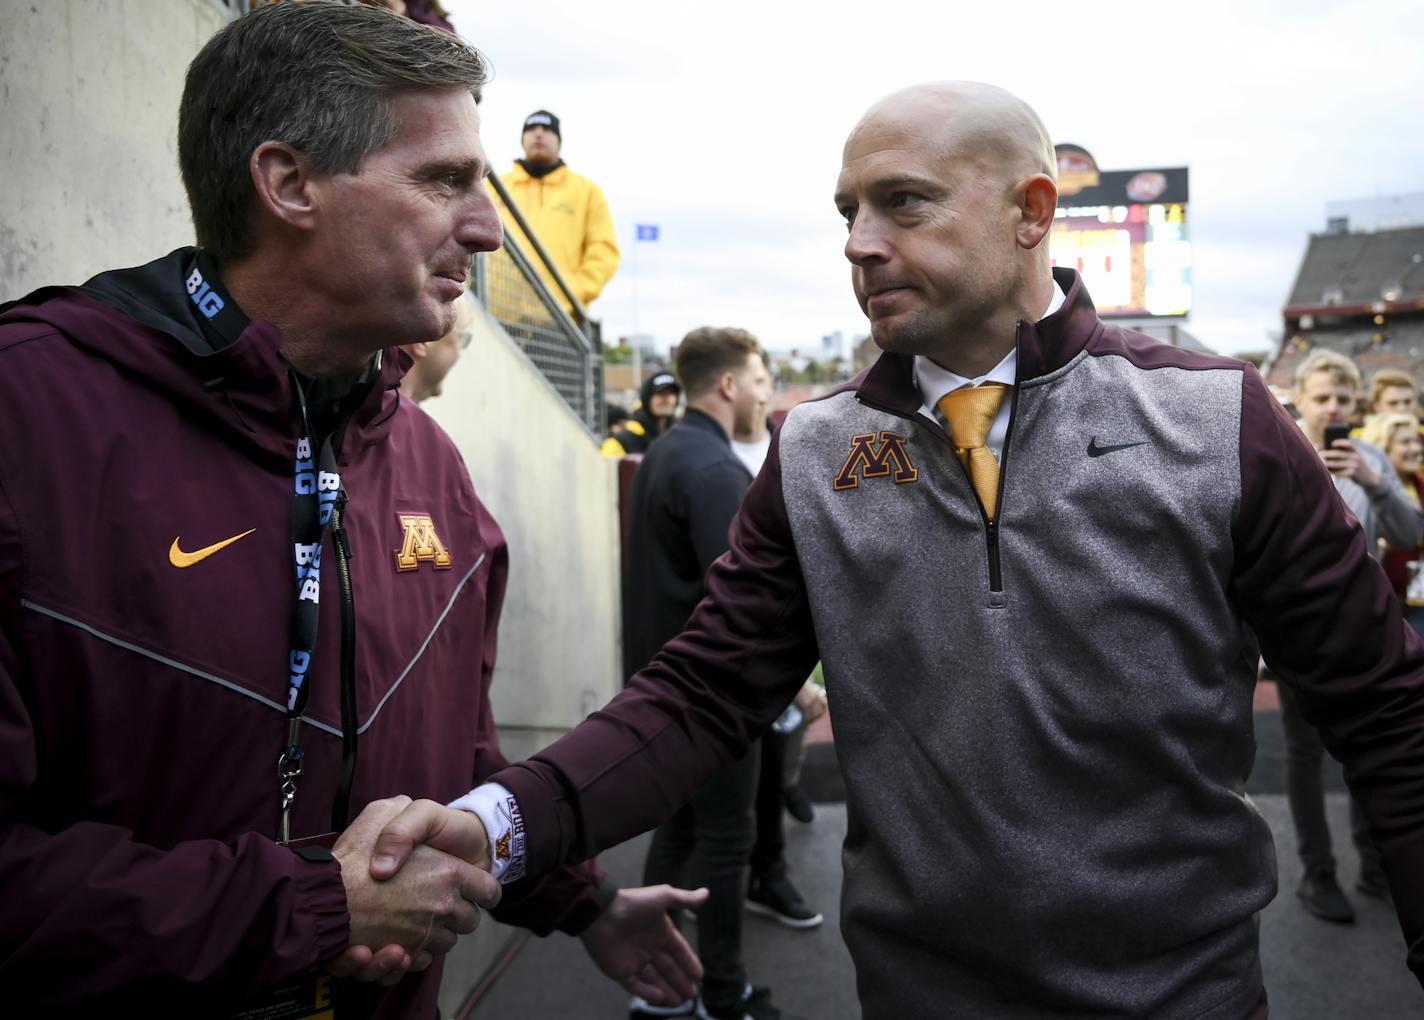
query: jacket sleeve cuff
291 849 351 962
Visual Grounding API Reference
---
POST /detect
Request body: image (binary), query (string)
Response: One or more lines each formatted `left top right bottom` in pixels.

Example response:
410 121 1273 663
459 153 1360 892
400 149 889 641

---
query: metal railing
472 174 605 438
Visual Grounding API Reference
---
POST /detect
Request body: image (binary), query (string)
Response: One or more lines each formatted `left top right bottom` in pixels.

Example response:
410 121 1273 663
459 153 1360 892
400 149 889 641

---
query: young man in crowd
494 109 620 314
603 370 682 457
1284 350 1424 921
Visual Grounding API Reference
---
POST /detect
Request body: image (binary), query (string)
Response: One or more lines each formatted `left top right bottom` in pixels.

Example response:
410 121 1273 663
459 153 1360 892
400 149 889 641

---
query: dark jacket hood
0 248 412 466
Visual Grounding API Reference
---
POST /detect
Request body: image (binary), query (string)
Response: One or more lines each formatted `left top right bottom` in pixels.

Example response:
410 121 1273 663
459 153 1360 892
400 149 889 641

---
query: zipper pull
332 491 353 560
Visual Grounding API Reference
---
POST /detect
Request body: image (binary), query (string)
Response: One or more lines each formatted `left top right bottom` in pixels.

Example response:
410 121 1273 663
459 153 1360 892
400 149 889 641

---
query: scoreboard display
1050 145 1191 319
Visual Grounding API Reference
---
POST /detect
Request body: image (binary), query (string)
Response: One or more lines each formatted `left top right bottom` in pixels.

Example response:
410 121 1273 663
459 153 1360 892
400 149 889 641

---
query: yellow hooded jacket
492 162 621 311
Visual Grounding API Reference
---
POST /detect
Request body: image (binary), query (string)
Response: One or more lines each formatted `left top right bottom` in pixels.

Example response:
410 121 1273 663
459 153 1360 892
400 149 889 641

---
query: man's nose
844 212 887 267
460 187 504 254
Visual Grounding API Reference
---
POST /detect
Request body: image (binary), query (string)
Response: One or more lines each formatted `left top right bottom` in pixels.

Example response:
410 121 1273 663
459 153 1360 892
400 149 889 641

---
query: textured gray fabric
777 349 1271 1018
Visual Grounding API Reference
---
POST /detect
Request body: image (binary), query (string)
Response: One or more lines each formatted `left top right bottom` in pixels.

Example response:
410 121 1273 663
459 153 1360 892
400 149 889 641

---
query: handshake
324 796 705 1004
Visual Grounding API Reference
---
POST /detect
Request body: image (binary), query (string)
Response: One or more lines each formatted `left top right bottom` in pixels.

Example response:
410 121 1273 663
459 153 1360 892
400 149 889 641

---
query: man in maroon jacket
0 3 700 1017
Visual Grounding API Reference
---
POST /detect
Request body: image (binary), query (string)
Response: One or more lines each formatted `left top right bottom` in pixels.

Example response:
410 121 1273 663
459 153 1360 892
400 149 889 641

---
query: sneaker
629 995 696 1019
747 864 823 929
1297 869 1355 923
1356 865 1393 902
782 784 815 824
697 984 781 1020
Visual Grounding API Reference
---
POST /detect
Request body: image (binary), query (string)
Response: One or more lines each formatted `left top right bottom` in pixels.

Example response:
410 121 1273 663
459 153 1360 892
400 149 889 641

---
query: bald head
835 81 1060 374
850 81 1056 185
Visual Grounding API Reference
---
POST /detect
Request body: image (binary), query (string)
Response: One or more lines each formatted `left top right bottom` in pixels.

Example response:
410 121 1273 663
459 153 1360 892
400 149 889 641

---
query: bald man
362 82 1424 1017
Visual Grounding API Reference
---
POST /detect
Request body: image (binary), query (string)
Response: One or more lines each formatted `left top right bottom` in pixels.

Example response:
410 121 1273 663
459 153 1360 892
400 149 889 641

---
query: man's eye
889 192 922 209
838 207 855 229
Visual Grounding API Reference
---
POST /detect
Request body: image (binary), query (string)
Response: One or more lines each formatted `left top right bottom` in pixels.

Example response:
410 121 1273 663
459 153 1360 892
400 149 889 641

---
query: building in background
1264 199 1424 392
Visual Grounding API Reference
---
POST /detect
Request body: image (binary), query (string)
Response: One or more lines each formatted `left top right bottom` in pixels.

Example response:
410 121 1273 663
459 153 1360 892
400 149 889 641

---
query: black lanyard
277 373 344 845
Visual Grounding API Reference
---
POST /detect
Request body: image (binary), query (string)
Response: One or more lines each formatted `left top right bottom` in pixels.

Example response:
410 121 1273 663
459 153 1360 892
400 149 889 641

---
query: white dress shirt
913 281 1067 463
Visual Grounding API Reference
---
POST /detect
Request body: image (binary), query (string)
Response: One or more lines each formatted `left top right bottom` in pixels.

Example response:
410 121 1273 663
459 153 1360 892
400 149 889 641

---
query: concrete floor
466 713 1424 1019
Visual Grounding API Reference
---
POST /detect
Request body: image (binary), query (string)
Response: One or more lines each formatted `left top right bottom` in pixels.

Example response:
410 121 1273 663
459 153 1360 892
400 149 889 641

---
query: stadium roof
1284 226 1424 317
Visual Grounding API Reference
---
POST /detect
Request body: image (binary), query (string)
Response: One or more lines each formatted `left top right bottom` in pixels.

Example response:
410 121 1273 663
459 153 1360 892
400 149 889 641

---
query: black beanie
522 110 561 140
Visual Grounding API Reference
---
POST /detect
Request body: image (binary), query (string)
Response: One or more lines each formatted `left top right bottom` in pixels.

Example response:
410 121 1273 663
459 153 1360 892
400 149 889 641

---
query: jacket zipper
859 321 1024 595
982 354 1022 594
330 489 359 832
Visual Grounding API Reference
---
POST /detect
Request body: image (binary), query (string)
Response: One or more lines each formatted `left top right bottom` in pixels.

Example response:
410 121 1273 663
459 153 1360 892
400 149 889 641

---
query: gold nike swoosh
169 529 256 568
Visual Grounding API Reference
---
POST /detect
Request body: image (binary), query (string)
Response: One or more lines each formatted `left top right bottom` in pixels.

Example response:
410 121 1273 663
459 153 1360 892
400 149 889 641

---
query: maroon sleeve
1233 366 1424 982
465 496 605 935
491 429 819 878
0 480 349 1005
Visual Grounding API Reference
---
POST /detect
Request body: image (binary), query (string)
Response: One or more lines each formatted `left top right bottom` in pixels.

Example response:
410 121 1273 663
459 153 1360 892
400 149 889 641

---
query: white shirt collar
913 280 1067 413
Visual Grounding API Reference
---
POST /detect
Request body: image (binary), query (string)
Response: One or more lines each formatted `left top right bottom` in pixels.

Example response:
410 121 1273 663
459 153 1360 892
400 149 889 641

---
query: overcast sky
445 0 1423 357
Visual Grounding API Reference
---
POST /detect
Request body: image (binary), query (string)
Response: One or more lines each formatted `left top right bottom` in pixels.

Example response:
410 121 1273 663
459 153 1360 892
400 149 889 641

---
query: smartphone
1323 424 1351 450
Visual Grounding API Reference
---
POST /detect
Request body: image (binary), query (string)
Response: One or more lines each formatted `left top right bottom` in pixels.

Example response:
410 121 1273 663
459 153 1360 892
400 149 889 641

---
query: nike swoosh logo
1087 438 1148 458
169 529 256 568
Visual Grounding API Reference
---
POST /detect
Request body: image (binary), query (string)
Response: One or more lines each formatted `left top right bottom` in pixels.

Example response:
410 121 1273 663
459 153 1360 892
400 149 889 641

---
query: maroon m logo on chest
833 431 919 490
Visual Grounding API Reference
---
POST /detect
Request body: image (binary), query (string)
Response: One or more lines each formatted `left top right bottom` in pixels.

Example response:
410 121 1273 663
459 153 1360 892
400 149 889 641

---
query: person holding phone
1283 350 1424 921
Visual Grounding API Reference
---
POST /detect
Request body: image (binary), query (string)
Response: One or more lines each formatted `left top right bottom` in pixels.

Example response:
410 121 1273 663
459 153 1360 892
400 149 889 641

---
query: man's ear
717 371 737 403
406 342 430 361
251 141 320 233
1015 173 1058 251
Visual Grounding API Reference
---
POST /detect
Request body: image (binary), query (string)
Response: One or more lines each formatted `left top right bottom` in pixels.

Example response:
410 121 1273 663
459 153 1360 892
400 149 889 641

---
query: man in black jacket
623 328 785 1020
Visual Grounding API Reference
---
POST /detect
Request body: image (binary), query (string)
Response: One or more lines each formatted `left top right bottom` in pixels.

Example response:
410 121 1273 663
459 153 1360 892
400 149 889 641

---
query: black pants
1277 681 1380 876
642 743 758 1009
751 728 787 876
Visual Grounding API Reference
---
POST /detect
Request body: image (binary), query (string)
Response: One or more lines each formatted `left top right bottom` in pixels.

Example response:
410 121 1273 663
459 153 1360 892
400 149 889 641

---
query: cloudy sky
446 0 1423 358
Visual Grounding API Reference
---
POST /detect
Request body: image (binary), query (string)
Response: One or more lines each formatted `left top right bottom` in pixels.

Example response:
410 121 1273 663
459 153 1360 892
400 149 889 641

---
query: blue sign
636 224 660 242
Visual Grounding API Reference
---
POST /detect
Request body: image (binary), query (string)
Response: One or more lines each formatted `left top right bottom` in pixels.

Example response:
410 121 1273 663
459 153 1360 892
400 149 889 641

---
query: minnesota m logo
833 431 919 490
395 513 453 571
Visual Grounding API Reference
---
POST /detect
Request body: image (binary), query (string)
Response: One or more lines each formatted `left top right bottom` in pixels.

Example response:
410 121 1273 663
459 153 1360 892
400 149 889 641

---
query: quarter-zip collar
855 268 1100 413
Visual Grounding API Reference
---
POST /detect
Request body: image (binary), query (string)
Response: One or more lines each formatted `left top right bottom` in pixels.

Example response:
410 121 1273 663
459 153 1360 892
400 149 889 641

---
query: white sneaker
629 994 696 1018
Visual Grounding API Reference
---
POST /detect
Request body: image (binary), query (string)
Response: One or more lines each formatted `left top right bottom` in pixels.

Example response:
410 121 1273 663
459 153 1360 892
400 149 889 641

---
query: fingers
326 945 371 978
345 944 411 985
447 891 480 936
655 884 709 913
623 950 700 1005
370 800 490 880
459 864 503 911
368 800 442 879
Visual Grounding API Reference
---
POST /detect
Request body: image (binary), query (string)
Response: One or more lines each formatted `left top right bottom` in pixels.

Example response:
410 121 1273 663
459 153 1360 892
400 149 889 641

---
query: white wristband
448 783 527 884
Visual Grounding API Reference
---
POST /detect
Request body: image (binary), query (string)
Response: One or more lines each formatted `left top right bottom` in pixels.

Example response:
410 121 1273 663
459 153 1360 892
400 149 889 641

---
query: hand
794 679 828 724
326 796 500 986
580 885 707 1005
367 798 492 880
1321 439 1381 489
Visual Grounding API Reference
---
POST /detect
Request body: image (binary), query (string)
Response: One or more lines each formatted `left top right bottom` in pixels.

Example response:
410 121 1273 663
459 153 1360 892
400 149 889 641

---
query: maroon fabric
0 289 601 1015
496 269 1424 991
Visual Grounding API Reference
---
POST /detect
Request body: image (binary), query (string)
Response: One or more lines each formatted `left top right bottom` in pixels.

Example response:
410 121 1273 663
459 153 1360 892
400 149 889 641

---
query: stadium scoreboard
1051 144 1191 319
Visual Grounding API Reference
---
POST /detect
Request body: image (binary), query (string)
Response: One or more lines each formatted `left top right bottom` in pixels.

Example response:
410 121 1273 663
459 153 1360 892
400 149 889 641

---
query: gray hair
178 1 489 262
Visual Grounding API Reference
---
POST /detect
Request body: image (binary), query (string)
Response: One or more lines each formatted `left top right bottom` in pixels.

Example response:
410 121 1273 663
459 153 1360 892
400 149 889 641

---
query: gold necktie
938 383 1010 517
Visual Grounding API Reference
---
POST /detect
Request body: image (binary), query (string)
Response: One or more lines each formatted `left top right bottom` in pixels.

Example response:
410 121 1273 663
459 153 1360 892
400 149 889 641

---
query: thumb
369 800 447 880
661 885 709 911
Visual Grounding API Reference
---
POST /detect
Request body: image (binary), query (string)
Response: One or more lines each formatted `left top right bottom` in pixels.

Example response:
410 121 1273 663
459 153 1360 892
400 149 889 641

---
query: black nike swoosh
1087 438 1148 457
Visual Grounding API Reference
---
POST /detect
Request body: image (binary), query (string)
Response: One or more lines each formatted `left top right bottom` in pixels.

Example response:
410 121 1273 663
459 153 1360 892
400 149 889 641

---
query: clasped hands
325 795 704 1005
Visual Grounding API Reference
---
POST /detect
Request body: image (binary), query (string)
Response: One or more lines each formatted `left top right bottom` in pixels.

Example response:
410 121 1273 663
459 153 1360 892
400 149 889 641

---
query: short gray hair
178 1 489 262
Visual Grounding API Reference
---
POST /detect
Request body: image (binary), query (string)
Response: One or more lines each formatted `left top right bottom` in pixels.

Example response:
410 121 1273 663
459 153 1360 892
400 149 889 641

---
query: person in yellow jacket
493 110 621 314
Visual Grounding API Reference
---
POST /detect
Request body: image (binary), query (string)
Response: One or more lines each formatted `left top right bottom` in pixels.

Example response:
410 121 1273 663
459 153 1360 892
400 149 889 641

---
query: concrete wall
426 300 623 758
0 0 224 297
426 300 623 1014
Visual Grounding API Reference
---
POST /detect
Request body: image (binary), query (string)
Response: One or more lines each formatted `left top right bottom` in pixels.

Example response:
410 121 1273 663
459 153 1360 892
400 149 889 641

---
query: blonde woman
1362 412 1424 633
